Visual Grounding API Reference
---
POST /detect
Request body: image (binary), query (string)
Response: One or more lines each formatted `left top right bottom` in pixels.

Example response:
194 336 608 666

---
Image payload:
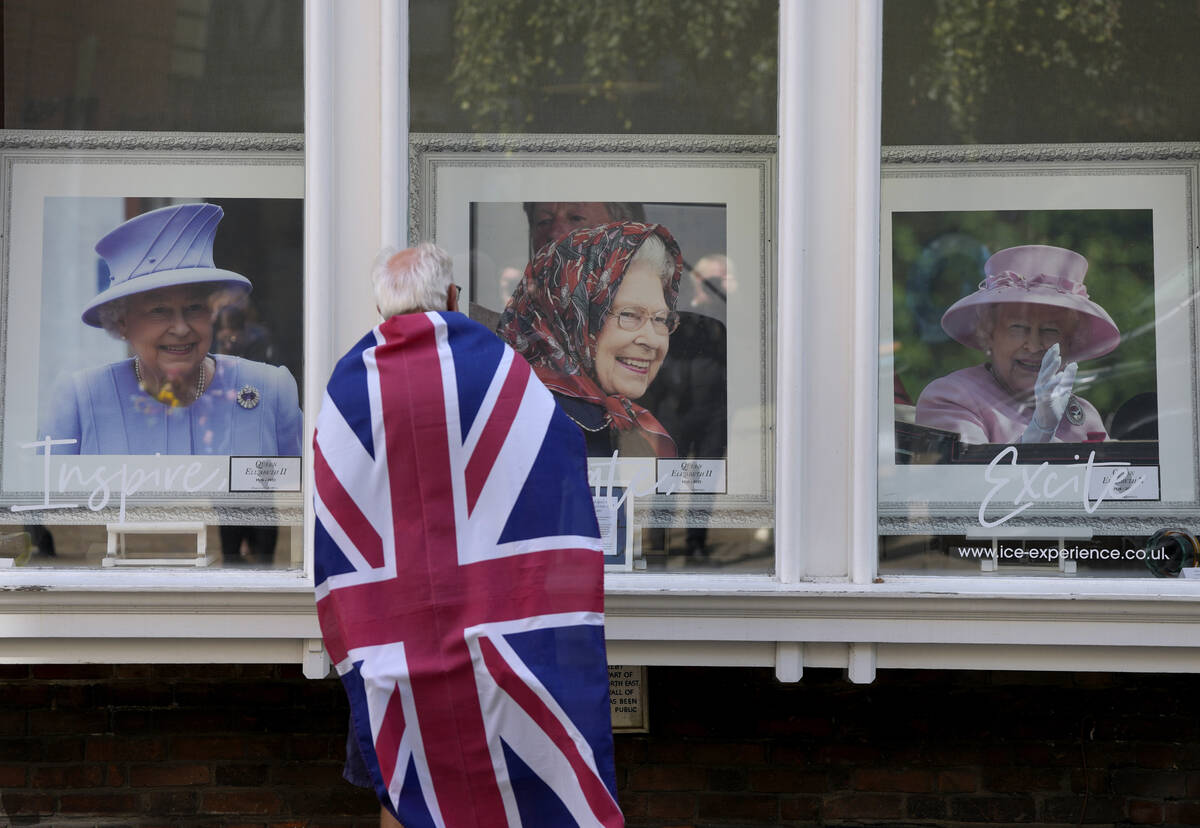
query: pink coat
916 364 1105 445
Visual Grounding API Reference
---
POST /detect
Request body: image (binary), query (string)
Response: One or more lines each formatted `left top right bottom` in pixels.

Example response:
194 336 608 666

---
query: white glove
1021 343 1077 443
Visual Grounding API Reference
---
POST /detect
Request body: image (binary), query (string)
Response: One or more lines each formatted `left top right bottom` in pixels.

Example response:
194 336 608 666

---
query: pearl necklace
135 356 208 404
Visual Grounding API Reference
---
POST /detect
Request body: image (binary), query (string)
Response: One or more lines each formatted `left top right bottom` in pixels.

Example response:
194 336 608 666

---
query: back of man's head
372 242 453 318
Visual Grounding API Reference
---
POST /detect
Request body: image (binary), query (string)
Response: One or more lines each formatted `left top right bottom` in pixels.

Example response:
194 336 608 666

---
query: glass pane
879 0 1200 578
1 0 304 571
4 0 303 132
409 0 779 574
409 0 778 135
883 0 1200 145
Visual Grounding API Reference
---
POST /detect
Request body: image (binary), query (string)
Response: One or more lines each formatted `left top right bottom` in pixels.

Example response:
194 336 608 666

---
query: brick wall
1 664 377 828
620 667 1200 827
3 664 1200 826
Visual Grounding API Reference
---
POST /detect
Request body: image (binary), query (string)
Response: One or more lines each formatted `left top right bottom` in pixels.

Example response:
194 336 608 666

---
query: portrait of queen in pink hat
915 244 1122 445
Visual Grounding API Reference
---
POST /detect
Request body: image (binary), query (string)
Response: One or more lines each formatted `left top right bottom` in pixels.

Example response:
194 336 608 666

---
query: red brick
984 766 1066 792
129 762 211 786
58 792 140 813
950 795 1036 823
217 763 271 786
852 768 935 793
1165 800 1200 824
30 763 105 787
29 708 107 735
1128 799 1164 824
649 740 766 764
628 765 706 791
1136 743 1182 770
289 733 341 761
748 768 826 793
44 737 86 762
3 792 55 815
0 683 51 705
780 795 821 821
0 763 27 785
86 734 166 761
817 744 883 764
0 710 27 736
824 793 904 820
173 734 245 759
1111 769 1187 797
203 790 284 815
143 790 200 814
697 793 778 821
938 767 979 793
617 791 648 818
271 761 342 786
644 792 696 819
0 665 30 679
105 763 126 786
244 734 290 759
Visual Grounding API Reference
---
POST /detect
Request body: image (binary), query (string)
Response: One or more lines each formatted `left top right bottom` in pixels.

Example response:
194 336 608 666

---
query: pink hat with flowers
940 244 1121 362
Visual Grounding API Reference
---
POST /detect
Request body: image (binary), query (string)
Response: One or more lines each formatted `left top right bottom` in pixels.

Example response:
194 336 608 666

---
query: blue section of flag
314 517 355 582
326 330 378 459
505 624 618 799
395 760 437 828
441 311 507 441
502 740 576 827
499 410 600 545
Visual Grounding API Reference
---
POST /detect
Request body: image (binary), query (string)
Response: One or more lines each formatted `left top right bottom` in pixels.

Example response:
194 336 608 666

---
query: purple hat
82 203 251 327
940 244 1121 362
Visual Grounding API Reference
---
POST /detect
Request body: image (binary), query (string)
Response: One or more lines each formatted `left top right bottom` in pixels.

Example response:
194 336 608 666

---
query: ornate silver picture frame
410 134 776 528
880 143 1199 534
0 132 304 527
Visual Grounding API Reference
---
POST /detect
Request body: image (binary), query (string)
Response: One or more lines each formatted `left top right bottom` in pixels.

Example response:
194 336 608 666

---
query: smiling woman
41 203 303 456
915 244 1120 446
496 221 683 458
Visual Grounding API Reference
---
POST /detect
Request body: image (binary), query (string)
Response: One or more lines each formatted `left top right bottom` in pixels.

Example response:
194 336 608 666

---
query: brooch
236 385 261 410
1066 397 1085 426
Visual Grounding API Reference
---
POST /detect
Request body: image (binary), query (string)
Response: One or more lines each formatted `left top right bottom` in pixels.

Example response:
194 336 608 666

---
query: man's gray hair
372 242 453 318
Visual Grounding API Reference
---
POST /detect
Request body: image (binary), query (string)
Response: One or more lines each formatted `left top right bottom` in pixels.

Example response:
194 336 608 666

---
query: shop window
878 0 1200 578
0 0 304 572
407 1 779 575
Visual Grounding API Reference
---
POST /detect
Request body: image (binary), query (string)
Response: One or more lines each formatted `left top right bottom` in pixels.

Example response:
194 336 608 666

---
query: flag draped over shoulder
313 310 622 828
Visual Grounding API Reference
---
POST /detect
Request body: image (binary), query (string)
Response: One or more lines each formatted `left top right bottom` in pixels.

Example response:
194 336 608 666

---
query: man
314 243 623 827
524 201 646 256
687 253 736 324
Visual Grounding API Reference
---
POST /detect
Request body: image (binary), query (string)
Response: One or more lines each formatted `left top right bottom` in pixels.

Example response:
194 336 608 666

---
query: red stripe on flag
373 684 407 796
465 355 531 514
479 636 624 827
314 443 385 568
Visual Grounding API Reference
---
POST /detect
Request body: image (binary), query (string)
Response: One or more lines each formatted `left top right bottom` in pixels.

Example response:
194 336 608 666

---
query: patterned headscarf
497 221 683 457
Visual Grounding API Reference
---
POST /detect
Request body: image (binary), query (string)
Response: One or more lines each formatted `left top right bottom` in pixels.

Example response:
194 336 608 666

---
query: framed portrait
410 134 776 528
879 143 1200 534
0 133 304 525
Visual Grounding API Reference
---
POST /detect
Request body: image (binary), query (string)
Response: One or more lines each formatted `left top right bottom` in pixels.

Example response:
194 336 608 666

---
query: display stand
103 522 215 567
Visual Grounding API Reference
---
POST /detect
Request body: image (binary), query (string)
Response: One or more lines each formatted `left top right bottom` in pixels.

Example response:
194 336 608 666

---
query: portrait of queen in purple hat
915 244 1121 445
40 202 302 456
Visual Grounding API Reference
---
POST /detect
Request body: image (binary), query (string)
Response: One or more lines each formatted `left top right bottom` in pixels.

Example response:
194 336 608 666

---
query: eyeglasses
606 307 680 335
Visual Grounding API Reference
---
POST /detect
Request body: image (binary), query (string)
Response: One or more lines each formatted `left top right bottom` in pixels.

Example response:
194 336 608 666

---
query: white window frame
5 0 1200 682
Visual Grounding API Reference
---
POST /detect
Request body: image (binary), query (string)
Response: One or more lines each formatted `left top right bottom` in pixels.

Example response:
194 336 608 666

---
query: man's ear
446 284 459 312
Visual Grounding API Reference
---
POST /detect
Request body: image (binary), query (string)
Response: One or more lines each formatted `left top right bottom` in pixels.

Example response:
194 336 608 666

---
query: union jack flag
313 311 622 827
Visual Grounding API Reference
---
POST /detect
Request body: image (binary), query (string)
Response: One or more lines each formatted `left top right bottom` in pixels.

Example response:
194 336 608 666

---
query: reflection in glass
411 0 777 135
4 0 302 132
